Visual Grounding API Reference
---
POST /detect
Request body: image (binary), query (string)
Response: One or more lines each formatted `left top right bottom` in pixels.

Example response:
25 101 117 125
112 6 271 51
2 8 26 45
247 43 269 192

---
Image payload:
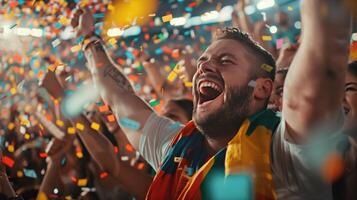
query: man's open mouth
198 79 224 105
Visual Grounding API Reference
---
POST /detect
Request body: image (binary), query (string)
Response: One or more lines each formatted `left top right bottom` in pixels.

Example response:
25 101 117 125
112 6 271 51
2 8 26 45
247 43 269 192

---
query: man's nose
197 59 217 75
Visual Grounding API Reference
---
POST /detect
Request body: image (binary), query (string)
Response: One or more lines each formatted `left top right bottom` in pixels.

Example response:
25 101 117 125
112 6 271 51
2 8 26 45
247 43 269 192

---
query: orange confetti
322 153 345 183
107 114 116 122
125 144 134 152
162 14 173 22
100 172 108 179
98 105 110 112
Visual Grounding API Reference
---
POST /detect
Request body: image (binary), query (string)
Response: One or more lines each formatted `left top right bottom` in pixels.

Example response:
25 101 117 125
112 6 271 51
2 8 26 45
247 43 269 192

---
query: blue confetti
119 118 141 131
23 169 37 179
93 13 105 18
155 48 163 55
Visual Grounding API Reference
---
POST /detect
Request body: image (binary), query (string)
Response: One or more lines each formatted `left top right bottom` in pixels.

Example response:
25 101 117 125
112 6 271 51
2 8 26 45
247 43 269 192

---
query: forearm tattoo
103 64 133 92
88 41 133 92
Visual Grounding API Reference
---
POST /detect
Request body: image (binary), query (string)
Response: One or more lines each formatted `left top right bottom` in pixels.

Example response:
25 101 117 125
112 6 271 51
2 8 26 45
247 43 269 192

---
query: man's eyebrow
197 55 208 62
218 52 237 59
345 82 357 87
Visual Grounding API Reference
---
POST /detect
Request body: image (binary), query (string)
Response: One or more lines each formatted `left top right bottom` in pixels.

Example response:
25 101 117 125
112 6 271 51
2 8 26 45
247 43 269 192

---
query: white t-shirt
139 113 341 200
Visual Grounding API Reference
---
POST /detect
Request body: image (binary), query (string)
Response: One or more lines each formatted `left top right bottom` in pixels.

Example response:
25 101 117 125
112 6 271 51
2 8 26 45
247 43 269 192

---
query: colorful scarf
146 110 281 200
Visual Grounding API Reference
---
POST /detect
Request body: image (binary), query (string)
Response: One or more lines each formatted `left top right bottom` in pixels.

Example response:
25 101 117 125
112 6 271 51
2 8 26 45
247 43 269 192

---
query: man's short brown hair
215 27 276 81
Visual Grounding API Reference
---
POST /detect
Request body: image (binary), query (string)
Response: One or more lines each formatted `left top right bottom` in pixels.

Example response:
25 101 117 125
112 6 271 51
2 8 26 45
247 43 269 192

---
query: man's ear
252 78 273 101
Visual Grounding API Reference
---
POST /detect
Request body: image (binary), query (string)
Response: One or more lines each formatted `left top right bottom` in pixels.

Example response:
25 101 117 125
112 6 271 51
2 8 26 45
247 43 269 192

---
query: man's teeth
200 81 222 92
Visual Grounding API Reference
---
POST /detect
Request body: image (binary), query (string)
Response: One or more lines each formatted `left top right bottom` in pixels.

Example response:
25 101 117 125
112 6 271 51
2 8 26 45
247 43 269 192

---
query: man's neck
203 126 239 157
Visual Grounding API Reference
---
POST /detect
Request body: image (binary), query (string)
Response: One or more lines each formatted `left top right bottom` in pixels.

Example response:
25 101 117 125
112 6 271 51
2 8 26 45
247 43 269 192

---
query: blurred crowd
0 0 356 200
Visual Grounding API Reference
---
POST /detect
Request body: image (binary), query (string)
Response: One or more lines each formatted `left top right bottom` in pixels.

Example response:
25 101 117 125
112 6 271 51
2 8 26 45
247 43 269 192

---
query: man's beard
193 85 253 138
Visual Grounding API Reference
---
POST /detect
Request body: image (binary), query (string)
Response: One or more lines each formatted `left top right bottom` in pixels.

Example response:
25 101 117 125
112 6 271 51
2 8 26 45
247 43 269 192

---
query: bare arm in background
283 0 351 142
0 149 16 198
71 8 153 149
233 0 277 57
38 138 69 198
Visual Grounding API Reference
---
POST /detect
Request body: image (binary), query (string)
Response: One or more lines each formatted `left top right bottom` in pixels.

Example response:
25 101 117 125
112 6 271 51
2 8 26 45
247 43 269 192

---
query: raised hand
46 138 73 164
71 7 95 37
40 70 65 99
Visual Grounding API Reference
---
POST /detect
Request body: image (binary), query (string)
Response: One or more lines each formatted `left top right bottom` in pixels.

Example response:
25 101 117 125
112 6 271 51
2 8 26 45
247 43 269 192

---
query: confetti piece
24 133 31 140
7 145 14 153
90 122 100 131
39 152 47 158
56 120 64 127
9 23 17 29
10 87 17 95
67 127 76 134
77 179 88 187
61 157 67 166
262 35 272 41
174 157 182 162
248 80 257 87
100 172 108 179
169 122 182 130
121 156 129 161
119 118 141 130
107 114 116 122
184 82 193 87
149 99 160 107
17 170 24 178
7 123 15 130
137 162 145 170
23 169 37 178
37 192 48 200
93 13 105 18
98 105 110 112
167 70 178 82
261 64 273 72
76 151 83 158
276 38 284 50
125 144 134 152
2 156 15 168
76 123 84 131
70 45 81 53
52 39 61 48
162 14 173 22
47 65 56 72
323 153 344 182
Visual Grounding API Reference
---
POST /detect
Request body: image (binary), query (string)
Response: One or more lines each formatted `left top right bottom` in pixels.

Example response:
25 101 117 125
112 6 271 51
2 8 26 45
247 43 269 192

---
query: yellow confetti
76 123 84 131
70 45 81 53
24 133 31 140
77 179 88 186
67 127 76 135
76 151 83 158
17 170 23 178
8 123 15 130
262 35 273 41
167 71 178 82
10 87 17 95
184 82 193 87
8 145 14 153
108 38 117 45
47 65 56 72
261 64 274 72
162 14 173 22
56 120 64 127
90 122 100 131
37 192 48 200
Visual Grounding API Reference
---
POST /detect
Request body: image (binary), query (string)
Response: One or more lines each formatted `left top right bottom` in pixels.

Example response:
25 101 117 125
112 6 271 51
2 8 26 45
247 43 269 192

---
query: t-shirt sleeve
272 112 347 199
139 112 184 171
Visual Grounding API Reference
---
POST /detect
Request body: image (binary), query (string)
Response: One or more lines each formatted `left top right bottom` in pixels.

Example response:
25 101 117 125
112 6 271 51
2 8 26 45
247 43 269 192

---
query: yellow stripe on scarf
226 119 276 200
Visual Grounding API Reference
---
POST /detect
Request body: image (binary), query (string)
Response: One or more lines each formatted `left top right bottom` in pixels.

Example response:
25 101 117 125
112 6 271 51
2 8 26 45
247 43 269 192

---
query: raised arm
283 0 351 140
71 8 153 149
